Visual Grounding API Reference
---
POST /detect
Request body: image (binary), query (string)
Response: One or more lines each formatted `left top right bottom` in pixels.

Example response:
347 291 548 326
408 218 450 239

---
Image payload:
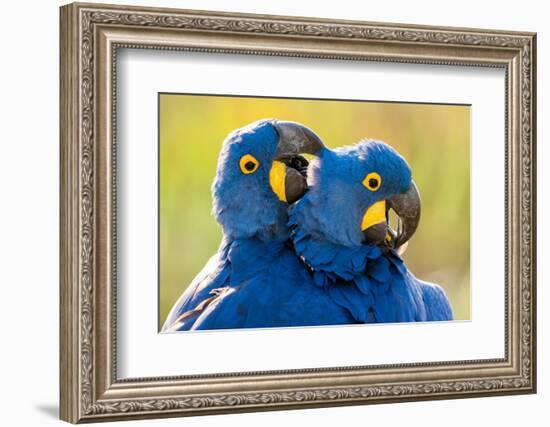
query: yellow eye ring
239 154 260 174
363 172 382 191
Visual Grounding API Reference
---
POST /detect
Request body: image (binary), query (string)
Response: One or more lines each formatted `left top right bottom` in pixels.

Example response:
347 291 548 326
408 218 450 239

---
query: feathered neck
288 193 407 283
290 216 407 283
289 201 425 323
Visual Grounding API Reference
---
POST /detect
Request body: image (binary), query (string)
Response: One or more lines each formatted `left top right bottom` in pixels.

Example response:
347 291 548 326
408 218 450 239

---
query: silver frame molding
60 2 537 423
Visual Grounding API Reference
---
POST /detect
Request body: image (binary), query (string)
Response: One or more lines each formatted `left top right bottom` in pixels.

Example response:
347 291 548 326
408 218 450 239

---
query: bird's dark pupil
369 178 379 188
244 161 256 171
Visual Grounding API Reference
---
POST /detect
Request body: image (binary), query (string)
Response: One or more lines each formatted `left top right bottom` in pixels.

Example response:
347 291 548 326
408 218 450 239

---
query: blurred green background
159 94 470 327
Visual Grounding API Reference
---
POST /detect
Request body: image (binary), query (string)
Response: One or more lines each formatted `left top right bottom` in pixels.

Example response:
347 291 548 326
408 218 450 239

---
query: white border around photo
116 49 505 378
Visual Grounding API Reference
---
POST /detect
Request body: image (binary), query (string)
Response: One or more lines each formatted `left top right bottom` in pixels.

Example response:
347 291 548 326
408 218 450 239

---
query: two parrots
162 119 453 332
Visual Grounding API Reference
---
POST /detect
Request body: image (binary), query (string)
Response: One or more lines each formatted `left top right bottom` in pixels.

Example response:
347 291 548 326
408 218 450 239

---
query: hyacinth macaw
162 119 353 332
289 139 453 323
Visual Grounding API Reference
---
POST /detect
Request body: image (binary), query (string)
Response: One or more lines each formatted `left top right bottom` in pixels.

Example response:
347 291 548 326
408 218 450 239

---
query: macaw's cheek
269 160 287 202
361 200 386 231
361 200 388 245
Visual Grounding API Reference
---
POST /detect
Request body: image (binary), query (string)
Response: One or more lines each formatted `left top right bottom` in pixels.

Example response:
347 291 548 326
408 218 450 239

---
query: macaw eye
239 154 260 174
363 172 382 191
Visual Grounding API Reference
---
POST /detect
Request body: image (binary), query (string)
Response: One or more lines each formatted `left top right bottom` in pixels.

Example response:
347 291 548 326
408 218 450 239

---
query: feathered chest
290 222 426 323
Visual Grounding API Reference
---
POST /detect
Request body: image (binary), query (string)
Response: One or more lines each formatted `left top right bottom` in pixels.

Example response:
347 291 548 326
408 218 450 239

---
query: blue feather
190 239 354 330
289 139 454 324
162 238 232 330
163 120 292 332
163 120 355 332
418 279 454 321
165 128 455 331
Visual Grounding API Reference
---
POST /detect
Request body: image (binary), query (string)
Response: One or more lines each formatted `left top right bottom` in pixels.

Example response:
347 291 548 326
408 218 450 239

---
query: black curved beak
283 167 308 204
361 180 421 253
387 180 421 250
273 120 325 160
270 121 325 203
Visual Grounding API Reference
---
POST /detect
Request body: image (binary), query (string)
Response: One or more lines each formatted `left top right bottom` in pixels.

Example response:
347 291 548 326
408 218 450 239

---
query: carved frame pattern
60 2 536 423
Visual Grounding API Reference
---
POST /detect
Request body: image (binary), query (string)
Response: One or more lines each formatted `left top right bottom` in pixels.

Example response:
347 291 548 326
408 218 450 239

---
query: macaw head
291 139 421 255
212 119 324 241
289 139 426 322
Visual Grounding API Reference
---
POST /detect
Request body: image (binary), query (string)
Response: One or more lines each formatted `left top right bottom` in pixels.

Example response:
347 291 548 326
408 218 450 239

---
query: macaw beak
269 121 325 203
269 160 308 204
273 120 325 159
361 181 421 253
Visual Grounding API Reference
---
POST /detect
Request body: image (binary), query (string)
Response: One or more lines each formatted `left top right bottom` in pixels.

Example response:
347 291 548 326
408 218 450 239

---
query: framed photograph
60 2 537 423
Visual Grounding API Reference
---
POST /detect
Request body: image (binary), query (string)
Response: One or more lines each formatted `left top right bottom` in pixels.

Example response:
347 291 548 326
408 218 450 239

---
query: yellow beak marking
361 200 386 231
269 160 287 202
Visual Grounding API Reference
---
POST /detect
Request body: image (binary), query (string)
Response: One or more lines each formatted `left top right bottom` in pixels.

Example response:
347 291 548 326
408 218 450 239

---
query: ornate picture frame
60 2 536 423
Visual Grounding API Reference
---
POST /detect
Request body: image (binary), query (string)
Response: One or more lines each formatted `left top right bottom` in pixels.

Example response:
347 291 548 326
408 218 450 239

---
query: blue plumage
188 239 353 330
162 238 232 330
418 280 454 321
164 123 453 332
289 139 453 323
163 120 287 331
162 120 352 331
211 120 290 242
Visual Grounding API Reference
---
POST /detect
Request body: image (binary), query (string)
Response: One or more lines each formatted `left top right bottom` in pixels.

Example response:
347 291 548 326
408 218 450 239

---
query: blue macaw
162 119 353 331
289 139 453 323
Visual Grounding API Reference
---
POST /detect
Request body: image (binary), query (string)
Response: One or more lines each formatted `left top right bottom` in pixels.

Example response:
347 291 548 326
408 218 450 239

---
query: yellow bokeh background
159 94 470 327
